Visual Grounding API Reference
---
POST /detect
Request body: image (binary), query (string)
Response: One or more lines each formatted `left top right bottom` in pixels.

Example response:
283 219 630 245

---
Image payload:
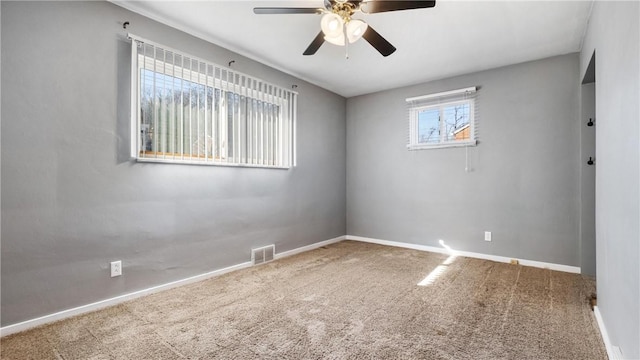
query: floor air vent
252 245 275 265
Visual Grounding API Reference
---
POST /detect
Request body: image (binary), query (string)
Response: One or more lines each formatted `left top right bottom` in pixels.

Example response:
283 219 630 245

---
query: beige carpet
1 241 606 359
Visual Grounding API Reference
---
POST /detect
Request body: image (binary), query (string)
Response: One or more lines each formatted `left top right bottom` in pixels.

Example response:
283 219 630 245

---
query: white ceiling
112 0 593 97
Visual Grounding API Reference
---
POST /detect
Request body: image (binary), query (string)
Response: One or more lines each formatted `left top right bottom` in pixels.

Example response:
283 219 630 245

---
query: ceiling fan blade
303 31 326 56
361 0 436 14
253 7 322 15
362 26 396 57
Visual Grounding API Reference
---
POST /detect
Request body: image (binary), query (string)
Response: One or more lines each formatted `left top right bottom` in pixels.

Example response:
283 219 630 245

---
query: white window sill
407 140 477 151
135 157 291 170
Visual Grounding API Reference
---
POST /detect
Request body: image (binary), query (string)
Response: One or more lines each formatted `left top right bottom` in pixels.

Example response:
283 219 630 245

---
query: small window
407 87 477 150
129 35 297 168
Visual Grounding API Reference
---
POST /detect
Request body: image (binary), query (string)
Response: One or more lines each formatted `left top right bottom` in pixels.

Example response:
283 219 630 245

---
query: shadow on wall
116 36 132 164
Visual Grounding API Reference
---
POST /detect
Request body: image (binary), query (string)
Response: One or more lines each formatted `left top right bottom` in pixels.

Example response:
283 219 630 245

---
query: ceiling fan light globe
320 13 344 37
346 19 368 43
324 33 345 46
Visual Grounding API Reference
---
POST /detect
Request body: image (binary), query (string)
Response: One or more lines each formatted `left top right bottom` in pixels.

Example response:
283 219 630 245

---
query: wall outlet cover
484 231 492 241
110 260 122 277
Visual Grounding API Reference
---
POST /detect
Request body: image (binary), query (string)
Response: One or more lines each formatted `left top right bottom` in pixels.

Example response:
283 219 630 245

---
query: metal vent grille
252 245 275 265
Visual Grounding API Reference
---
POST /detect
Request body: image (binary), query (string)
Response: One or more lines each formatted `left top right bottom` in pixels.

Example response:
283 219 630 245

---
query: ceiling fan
254 0 436 57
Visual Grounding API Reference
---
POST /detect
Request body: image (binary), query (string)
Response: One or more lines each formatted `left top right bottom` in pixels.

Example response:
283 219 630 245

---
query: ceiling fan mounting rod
331 1 357 22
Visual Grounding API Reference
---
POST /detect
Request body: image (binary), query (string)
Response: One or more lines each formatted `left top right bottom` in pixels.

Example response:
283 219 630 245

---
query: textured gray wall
347 54 581 266
579 82 596 276
580 2 640 358
1 1 346 326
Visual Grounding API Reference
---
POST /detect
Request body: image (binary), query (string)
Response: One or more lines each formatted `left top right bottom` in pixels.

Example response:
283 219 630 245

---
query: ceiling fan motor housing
254 1 437 57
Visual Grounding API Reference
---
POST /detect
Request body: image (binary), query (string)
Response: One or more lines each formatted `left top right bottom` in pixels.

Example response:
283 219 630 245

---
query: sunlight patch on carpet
418 240 458 286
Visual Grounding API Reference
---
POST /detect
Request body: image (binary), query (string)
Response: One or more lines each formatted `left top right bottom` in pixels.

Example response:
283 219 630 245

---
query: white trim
0 235 345 337
594 306 623 360
407 96 476 150
408 140 477 151
275 235 346 259
406 86 477 103
129 33 295 169
0 234 580 337
130 39 138 159
345 235 581 274
292 94 297 167
347 235 450 255
135 157 290 170
0 261 252 337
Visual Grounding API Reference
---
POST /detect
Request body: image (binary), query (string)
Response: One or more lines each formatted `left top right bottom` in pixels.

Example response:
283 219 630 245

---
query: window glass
131 38 296 168
418 108 440 144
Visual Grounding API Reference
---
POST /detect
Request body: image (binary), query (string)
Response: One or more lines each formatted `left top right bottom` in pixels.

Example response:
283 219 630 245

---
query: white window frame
406 87 477 150
129 34 297 169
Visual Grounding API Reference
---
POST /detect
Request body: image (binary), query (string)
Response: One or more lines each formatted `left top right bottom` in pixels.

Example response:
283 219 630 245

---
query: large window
406 87 476 150
129 35 297 168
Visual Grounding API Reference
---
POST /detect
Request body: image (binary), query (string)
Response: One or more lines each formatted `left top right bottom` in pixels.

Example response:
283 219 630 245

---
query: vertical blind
129 34 297 168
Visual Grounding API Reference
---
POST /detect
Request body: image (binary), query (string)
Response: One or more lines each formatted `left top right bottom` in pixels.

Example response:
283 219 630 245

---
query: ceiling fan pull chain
344 22 349 59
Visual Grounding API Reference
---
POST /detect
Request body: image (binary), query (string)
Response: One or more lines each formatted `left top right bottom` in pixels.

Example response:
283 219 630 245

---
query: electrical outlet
110 260 122 277
484 231 492 241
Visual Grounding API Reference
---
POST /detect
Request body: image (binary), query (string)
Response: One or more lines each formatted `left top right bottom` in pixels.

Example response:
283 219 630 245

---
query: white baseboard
0 261 253 337
0 235 346 338
0 234 580 337
346 235 581 274
275 235 346 260
594 306 624 360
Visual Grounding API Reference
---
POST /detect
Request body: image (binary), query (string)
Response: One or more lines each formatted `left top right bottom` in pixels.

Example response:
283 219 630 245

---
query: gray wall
580 2 640 358
1 1 346 326
347 54 581 266
579 82 596 276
